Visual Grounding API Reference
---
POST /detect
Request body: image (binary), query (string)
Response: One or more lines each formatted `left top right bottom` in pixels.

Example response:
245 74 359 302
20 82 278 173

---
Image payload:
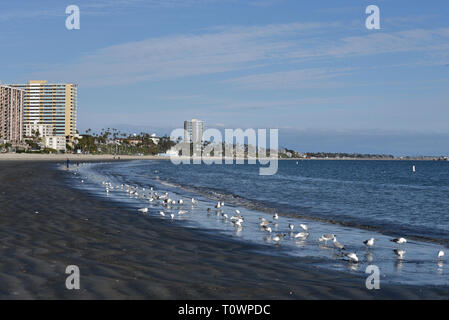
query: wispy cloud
30 18 449 88
222 67 358 89
31 22 336 86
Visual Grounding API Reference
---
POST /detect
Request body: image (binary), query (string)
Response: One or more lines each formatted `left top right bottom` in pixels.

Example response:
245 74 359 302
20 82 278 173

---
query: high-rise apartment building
184 119 204 143
184 119 204 156
7 80 77 144
0 82 24 144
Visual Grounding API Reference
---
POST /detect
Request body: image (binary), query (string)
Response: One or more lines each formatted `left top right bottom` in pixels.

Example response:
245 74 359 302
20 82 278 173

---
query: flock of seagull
92 179 446 266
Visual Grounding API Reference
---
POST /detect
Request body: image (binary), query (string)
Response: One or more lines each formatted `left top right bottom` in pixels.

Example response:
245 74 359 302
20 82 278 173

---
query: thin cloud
30 21 449 87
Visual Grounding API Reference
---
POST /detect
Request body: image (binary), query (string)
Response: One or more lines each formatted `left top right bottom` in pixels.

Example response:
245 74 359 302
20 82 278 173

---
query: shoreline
1 153 445 162
0 153 170 162
0 161 448 299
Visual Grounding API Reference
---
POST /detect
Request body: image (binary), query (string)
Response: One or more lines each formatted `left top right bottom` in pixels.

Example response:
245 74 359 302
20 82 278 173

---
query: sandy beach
0 153 170 162
0 160 447 299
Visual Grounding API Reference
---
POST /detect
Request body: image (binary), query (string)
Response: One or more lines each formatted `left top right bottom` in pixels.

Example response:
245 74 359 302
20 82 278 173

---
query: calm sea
67 159 449 286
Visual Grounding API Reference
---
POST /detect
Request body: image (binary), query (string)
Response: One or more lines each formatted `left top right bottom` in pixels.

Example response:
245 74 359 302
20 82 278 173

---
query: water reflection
395 259 403 271
437 260 444 275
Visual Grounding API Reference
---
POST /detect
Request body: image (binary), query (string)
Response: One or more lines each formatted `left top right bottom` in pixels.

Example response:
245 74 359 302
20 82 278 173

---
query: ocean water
65 160 449 286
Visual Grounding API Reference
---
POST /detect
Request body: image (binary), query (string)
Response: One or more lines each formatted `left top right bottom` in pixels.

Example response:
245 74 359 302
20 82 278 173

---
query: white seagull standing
138 208 148 213
294 232 309 239
273 213 278 220
262 225 272 233
391 237 407 245
299 224 308 231
363 238 375 248
232 218 244 227
345 252 359 263
318 234 335 245
333 237 344 250
272 233 286 243
438 250 445 259
260 220 270 227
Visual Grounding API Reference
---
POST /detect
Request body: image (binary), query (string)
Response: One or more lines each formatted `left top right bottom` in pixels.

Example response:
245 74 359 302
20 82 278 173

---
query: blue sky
1 0 449 155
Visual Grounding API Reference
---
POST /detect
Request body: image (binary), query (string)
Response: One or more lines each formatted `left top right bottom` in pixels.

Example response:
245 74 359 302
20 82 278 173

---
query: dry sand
0 161 447 299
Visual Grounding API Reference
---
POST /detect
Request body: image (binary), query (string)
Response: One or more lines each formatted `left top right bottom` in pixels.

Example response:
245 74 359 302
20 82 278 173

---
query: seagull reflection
365 251 374 263
263 235 272 243
294 239 307 248
395 259 403 271
347 262 359 272
234 226 243 236
437 260 443 274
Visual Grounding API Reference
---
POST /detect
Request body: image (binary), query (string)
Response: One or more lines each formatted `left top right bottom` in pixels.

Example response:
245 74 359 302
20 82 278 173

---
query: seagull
170 213 175 219
138 208 148 213
394 249 406 259
215 202 221 209
294 232 309 239
288 224 294 230
272 233 286 243
159 211 165 217
391 237 407 245
345 252 359 263
178 199 183 205
299 224 308 231
333 237 345 250
178 210 188 215
260 220 270 227
273 213 278 220
191 198 197 205
235 210 241 214
262 225 272 233
438 250 445 259
232 218 244 227
363 238 375 248
318 234 335 245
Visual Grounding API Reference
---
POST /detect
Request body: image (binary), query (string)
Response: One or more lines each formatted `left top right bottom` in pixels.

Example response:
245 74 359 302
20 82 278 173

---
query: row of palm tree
77 128 175 155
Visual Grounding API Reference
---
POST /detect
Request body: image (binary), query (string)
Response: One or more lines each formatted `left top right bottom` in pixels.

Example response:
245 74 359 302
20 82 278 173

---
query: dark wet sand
0 161 447 299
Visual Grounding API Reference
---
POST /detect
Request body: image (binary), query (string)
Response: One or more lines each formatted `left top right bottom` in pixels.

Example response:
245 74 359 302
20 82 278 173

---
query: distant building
7 80 77 146
0 82 24 144
44 136 66 152
128 138 141 146
150 133 160 145
184 119 204 143
24 121 54 138
184 119 204 155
